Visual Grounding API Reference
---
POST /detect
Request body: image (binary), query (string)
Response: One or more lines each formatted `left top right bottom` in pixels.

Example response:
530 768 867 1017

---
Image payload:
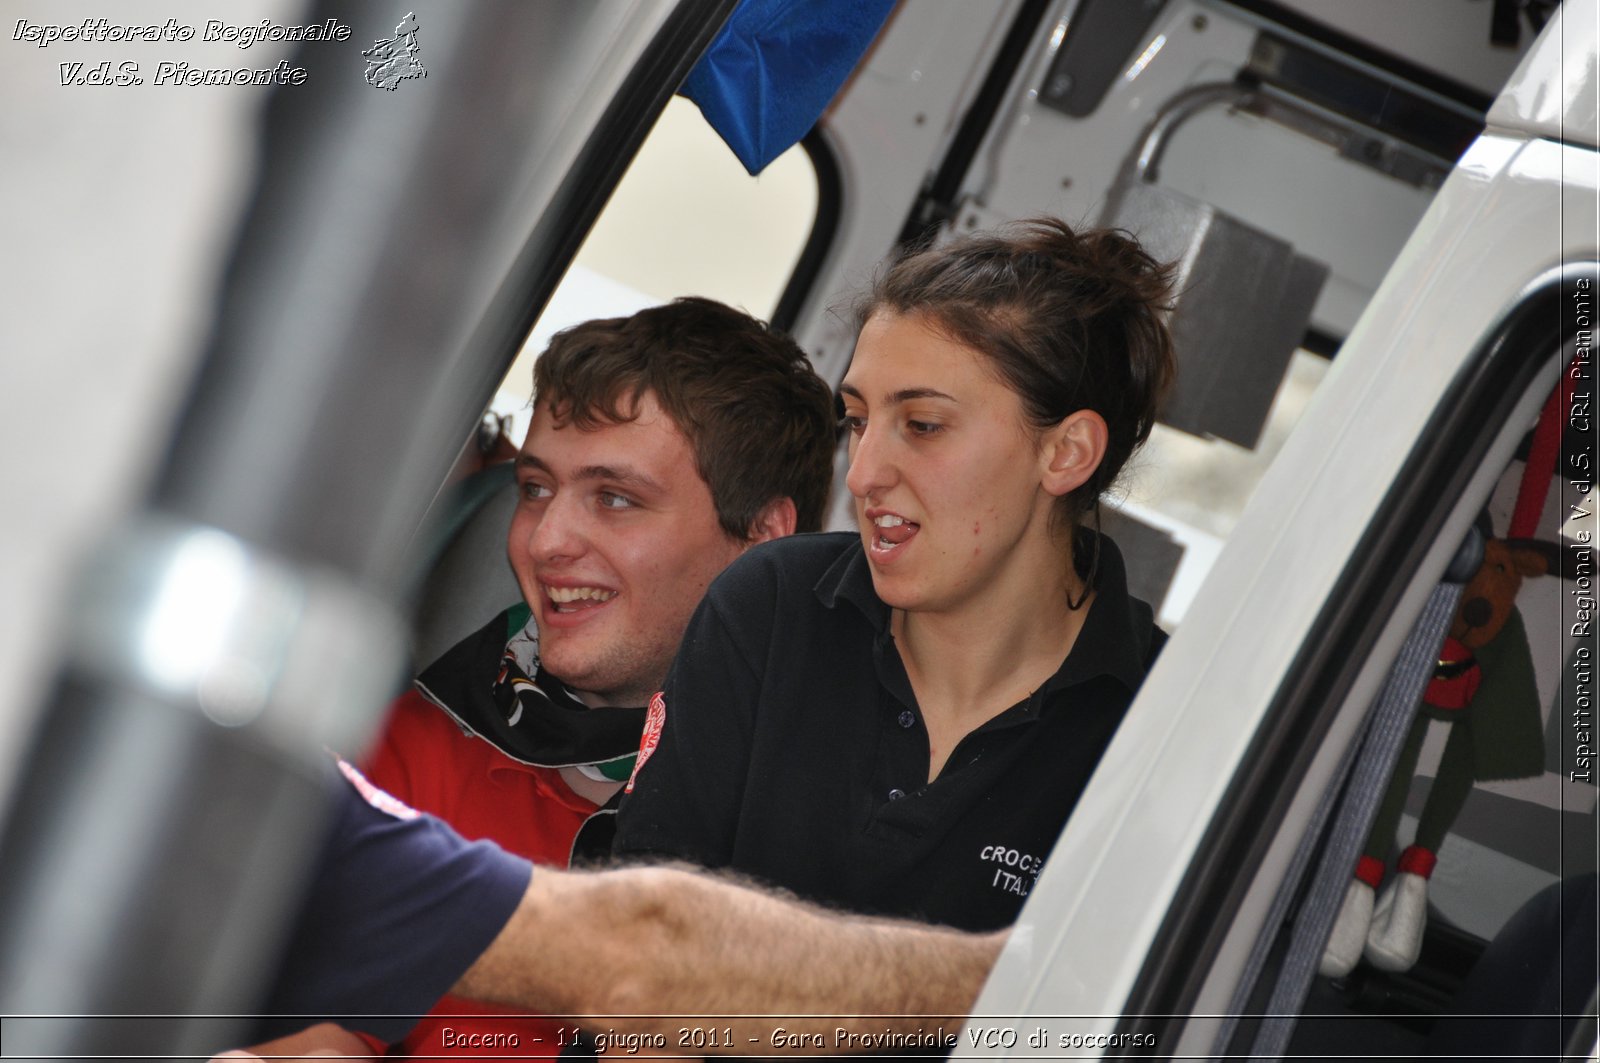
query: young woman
615 219 1177 931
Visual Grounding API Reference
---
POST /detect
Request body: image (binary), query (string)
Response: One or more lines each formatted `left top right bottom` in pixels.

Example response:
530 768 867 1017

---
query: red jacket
359 689 606 1058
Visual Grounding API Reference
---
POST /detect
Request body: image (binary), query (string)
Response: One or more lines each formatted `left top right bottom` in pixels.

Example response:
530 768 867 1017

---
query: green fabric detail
1464 606 1545 781
596 755 638 782
506 601 532 640
1414 718 1476 852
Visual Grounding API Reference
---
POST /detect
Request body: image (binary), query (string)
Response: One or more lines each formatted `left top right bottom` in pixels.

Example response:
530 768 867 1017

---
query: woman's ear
1040 410 1108 498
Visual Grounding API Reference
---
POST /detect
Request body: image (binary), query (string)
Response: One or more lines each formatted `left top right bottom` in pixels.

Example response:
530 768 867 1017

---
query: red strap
1510 354 1581 537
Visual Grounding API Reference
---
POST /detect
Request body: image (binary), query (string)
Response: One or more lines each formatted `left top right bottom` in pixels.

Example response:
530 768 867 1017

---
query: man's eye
520 481 552 502
839 414 867 435
598 491 635 510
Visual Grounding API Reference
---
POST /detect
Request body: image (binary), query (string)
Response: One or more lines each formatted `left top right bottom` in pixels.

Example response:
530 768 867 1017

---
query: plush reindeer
1320 536 1578 977
1323 353 1589 978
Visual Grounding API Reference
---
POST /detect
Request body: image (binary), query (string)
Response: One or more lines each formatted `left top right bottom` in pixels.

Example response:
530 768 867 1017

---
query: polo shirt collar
1044 530 1152 694
815 533 890 629
813 528 1153 695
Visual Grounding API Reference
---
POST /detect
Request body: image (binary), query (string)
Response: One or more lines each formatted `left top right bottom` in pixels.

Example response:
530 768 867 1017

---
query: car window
1216 343 1596 1058
487 96 819 438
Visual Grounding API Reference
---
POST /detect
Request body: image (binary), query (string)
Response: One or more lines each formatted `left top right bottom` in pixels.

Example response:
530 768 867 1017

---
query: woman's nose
844 422 895 499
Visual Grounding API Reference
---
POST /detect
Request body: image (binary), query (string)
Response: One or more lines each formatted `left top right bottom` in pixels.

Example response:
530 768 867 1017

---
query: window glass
1117 349 1331 625
489 96 819 436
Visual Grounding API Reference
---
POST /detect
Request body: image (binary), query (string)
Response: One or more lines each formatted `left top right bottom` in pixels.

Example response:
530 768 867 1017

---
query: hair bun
858 216 1177 522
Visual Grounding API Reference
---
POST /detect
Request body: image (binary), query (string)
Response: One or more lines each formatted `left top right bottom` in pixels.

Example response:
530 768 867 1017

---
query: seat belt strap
1209 699 1364 1056
1246 579 1464 1060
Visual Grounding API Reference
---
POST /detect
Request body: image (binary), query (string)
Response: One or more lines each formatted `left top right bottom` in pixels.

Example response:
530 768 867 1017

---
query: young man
359 297 836 1055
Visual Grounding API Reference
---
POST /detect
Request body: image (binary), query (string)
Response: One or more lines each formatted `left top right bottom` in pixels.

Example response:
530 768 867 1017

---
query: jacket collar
415 604 646 770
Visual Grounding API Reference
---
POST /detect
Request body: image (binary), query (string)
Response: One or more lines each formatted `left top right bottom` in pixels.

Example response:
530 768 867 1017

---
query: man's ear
744 496 798 546
1039 410 1108 498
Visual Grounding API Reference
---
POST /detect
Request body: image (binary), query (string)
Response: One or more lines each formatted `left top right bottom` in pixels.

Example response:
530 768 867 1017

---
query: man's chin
537 650 630 709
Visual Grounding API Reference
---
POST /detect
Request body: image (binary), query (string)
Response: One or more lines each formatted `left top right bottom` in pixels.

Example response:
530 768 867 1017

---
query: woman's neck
892 534 1094 779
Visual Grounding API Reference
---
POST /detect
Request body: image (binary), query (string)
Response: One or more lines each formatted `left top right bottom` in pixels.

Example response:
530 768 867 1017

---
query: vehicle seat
408 462 523 672
1427 872 1598 1059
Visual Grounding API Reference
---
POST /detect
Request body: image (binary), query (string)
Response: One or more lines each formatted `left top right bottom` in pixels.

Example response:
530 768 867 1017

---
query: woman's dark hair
856 216 1176 527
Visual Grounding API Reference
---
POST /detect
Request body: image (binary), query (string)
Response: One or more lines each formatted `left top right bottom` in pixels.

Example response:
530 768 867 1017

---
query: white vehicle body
977 1 1598 1052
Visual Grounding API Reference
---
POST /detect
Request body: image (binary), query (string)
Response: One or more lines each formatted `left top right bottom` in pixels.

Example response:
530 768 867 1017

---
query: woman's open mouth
869 513 919 556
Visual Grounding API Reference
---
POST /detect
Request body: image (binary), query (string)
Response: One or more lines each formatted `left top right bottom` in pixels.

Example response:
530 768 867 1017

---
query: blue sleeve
257 766 533 1042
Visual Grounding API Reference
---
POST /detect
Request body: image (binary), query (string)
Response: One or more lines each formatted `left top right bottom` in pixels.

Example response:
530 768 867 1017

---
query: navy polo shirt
615 531 1163 932
256 762 533 1042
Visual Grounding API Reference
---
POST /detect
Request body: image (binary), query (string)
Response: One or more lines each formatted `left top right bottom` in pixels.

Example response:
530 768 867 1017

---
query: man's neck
554 684 647 807
559 767 626 807
563 685 647 711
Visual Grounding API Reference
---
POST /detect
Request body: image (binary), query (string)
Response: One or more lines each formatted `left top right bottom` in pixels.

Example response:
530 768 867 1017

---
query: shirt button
897 709 916 729
887 788 906 801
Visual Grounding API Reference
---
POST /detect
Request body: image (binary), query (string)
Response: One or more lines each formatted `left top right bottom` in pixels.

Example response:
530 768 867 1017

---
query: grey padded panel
1103 182 1327 450
1099 505 1184 616
411 464 524 672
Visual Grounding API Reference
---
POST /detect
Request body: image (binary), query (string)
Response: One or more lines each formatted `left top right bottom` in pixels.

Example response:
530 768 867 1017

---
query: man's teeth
544 586 617 603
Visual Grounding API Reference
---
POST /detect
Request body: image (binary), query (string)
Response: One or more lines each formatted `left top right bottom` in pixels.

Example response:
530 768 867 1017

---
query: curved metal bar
1120 76 1452 197
1128 80 1257 187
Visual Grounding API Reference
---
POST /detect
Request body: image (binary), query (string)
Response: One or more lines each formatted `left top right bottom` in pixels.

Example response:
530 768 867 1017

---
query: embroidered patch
337 757 420 820
979 843 1042 898
625 691 667 794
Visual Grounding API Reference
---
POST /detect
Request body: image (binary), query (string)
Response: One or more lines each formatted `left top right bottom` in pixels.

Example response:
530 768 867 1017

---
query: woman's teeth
870 514 918 550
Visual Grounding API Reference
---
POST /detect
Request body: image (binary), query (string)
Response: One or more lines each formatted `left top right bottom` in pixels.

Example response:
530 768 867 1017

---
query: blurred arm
457 864 1003 1052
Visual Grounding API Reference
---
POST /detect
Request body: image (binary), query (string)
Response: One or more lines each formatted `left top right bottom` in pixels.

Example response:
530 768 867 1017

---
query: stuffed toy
1321 358 1588 979
1319 536 1556 977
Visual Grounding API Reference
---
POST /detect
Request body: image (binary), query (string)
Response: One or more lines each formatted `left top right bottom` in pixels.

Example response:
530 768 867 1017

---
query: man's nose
522 492 586 563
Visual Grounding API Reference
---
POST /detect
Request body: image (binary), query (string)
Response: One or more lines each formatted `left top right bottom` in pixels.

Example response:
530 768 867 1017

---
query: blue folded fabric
681 0 896 174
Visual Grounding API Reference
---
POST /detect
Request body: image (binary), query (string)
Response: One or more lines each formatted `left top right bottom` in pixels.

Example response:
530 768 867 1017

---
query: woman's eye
906 419 943 437
598 491 635 510
839 414 867 435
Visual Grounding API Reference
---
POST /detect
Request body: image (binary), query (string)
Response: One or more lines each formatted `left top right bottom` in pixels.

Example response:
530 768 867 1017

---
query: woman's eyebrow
889 387 957 404
838 383 958 405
